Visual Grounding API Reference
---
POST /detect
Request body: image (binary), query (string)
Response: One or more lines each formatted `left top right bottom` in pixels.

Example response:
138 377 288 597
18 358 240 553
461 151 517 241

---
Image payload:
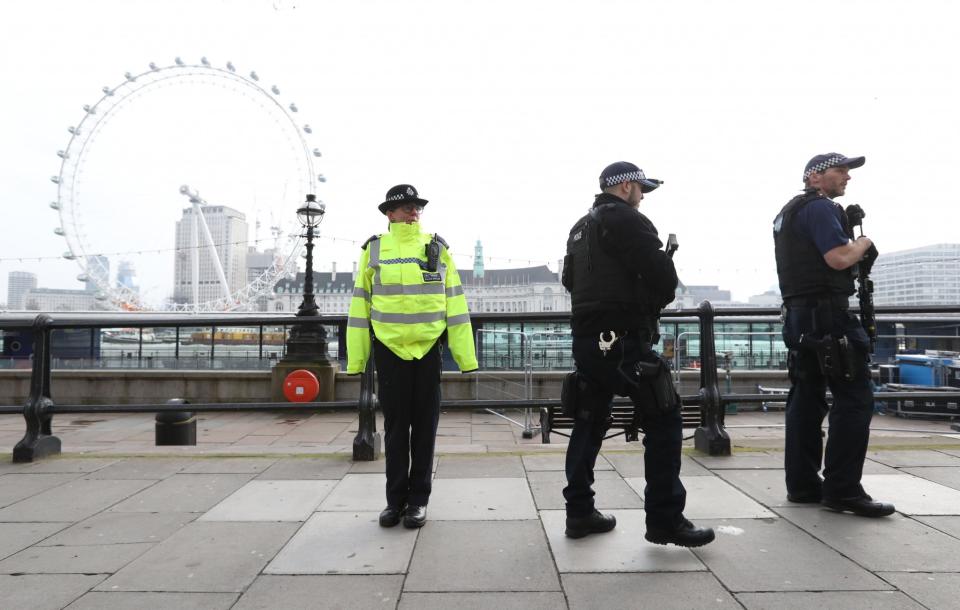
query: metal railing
3 304 960 462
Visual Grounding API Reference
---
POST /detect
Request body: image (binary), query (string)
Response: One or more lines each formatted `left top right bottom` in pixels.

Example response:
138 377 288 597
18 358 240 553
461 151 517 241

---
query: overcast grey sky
1 0 957 306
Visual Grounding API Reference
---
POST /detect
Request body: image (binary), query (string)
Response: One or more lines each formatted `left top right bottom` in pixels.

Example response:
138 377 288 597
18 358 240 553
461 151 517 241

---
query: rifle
843 204 877 353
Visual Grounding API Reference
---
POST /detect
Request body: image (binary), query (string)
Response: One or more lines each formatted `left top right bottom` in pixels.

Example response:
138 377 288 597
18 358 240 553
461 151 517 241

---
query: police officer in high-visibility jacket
347 184 478 529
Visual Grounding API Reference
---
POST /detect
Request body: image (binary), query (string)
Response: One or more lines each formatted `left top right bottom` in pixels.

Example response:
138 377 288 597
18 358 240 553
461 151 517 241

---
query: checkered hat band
387 193 407 201
604 170 648 187
804 156 846 180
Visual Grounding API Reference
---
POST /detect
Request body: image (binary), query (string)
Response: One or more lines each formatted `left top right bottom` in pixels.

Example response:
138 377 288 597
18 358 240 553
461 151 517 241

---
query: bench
756 385 789 411
539 402 702 444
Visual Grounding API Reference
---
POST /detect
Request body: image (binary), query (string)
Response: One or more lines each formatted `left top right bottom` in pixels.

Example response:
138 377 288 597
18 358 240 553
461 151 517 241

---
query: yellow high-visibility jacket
346 222 478 373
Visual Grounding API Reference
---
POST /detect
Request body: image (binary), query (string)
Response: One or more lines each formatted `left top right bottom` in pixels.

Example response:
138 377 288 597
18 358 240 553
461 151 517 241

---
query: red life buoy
283 369 320 402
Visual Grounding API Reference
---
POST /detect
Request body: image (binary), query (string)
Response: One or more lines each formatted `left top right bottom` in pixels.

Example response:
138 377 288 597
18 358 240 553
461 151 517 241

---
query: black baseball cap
599 161 662 193
803 153 865 181
378 184 429 214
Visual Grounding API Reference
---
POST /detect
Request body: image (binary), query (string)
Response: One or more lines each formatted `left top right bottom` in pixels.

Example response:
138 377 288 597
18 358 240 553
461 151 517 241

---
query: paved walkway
1 410 960 609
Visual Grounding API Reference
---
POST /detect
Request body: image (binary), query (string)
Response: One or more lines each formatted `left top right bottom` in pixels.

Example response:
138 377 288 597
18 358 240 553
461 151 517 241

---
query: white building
872 243 960 306
267 264 570 314
7 271 37 310
173 205 248 306
23 287 105 311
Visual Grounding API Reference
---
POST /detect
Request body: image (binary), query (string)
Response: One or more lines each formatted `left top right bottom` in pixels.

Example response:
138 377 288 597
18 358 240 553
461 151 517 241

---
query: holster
561 371 590 420
623 354 681 426
799 334 854 383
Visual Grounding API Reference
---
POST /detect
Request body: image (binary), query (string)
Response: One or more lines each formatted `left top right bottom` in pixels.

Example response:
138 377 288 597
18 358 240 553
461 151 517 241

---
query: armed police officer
347 184 478 529
560 161 714 547
773 153 893 517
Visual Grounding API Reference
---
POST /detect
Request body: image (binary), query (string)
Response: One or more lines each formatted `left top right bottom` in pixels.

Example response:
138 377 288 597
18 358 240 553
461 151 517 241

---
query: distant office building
84 255 110 293
872 243 960 306
116 260 137 292
748 289 782 307
173 205 248 306
7 271 37 310
670 284 736 309
23 287 105 311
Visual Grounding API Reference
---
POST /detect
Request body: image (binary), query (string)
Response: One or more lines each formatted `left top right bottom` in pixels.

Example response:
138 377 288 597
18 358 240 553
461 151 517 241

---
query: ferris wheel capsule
201 56 210 66
102 86 114 96
50 175 60 183
271 85 280 95
54 227 65 236
63 251 76 260
226 61 236 72
250 71 259 81
289 103 298 112
149 62 159 71
303 124 312 134
57 150 69 159
124 72 136 82
175 57 184 66
67 126 79 135
83 105 96 114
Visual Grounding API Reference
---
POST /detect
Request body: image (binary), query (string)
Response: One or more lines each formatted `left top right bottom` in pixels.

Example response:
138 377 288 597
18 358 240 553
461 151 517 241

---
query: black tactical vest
773 190 854 299
564 204 654 316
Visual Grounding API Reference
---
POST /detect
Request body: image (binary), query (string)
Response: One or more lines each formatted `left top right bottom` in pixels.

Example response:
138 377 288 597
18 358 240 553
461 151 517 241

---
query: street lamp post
282 194 330 364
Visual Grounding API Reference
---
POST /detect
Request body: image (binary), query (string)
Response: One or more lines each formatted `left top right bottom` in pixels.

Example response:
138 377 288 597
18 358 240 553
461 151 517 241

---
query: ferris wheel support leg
13 315 62 463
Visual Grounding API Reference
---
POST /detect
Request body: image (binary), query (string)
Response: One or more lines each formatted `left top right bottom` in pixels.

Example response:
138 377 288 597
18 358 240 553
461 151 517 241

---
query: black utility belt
783 294 851 310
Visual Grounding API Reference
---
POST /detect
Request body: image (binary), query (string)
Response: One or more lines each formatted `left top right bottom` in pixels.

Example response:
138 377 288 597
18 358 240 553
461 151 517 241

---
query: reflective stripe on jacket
346 222 478 373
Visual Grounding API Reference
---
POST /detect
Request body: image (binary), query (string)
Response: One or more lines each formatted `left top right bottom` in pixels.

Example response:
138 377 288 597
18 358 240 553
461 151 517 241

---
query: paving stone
87 458 191 479
399 591 567 609
435 455 524 478
0 478 154 522
16 457 121 473
866 450 960 467
0 542 152 574
603 453 712 477
860 473 960 515
713 469 798 507
98 521 297 592
527 469 642 510
429 478 537 520
0 473 79 508
697 517 891 592
233 575 403 609
200 480 336 521
563 573 738 609
65 591 239 610
691 452 784 470
41 512 195 546
879 572 960 610
0 522 68 560
256 457 351 479
179 458 278 473
109 473 254 512
346 458 386 473
626 475 774 519
912 515 960 539
0 574 106 610
405 520 559 591
900 466 960 491
318 473 388 511
522 453 612 471
735 591 923 609
775 508 960 571
265 511 417 574
540 509 705 573
863 458 902 475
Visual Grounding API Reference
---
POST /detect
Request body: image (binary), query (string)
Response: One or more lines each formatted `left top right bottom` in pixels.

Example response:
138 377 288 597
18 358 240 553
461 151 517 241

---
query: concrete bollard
155 398 197 446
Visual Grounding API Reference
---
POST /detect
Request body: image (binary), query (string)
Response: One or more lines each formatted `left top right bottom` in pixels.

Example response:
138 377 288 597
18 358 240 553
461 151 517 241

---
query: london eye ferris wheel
50 56 324 311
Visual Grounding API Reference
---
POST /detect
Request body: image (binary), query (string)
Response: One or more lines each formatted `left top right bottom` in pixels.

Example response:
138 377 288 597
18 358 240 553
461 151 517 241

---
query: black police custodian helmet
378 184 430 215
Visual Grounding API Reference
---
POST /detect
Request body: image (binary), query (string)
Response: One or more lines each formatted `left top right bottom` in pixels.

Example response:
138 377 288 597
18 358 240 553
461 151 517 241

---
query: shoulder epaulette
361 234 380 250
433 234 449 249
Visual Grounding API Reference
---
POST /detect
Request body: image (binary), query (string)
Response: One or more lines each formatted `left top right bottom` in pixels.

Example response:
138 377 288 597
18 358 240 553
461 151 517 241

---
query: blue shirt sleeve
796 199 849 256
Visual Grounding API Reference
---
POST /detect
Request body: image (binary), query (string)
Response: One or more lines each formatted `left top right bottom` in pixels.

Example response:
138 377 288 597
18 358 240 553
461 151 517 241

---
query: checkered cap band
387 193 406 201
604 169 648 187
803 156 850 180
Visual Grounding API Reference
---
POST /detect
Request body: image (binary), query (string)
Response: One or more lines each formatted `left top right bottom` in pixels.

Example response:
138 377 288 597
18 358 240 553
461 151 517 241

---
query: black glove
845 204 865 227
861 243 879 275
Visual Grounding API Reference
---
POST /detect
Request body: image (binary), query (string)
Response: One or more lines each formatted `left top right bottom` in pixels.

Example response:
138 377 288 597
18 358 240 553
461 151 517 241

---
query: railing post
13 314 61 462
352 355 381 460
693 301 731 456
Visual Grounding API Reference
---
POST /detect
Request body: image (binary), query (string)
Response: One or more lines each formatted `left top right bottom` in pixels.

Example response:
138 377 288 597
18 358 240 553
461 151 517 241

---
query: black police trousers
782 307 874 500
374 340 442 508
563 332 686 530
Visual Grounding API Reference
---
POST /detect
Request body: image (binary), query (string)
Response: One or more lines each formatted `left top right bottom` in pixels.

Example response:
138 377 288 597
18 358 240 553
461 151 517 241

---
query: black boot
379 505 404 527
565 510 617 539
403 505 427 528
645 517 715 547
822 494 895 518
